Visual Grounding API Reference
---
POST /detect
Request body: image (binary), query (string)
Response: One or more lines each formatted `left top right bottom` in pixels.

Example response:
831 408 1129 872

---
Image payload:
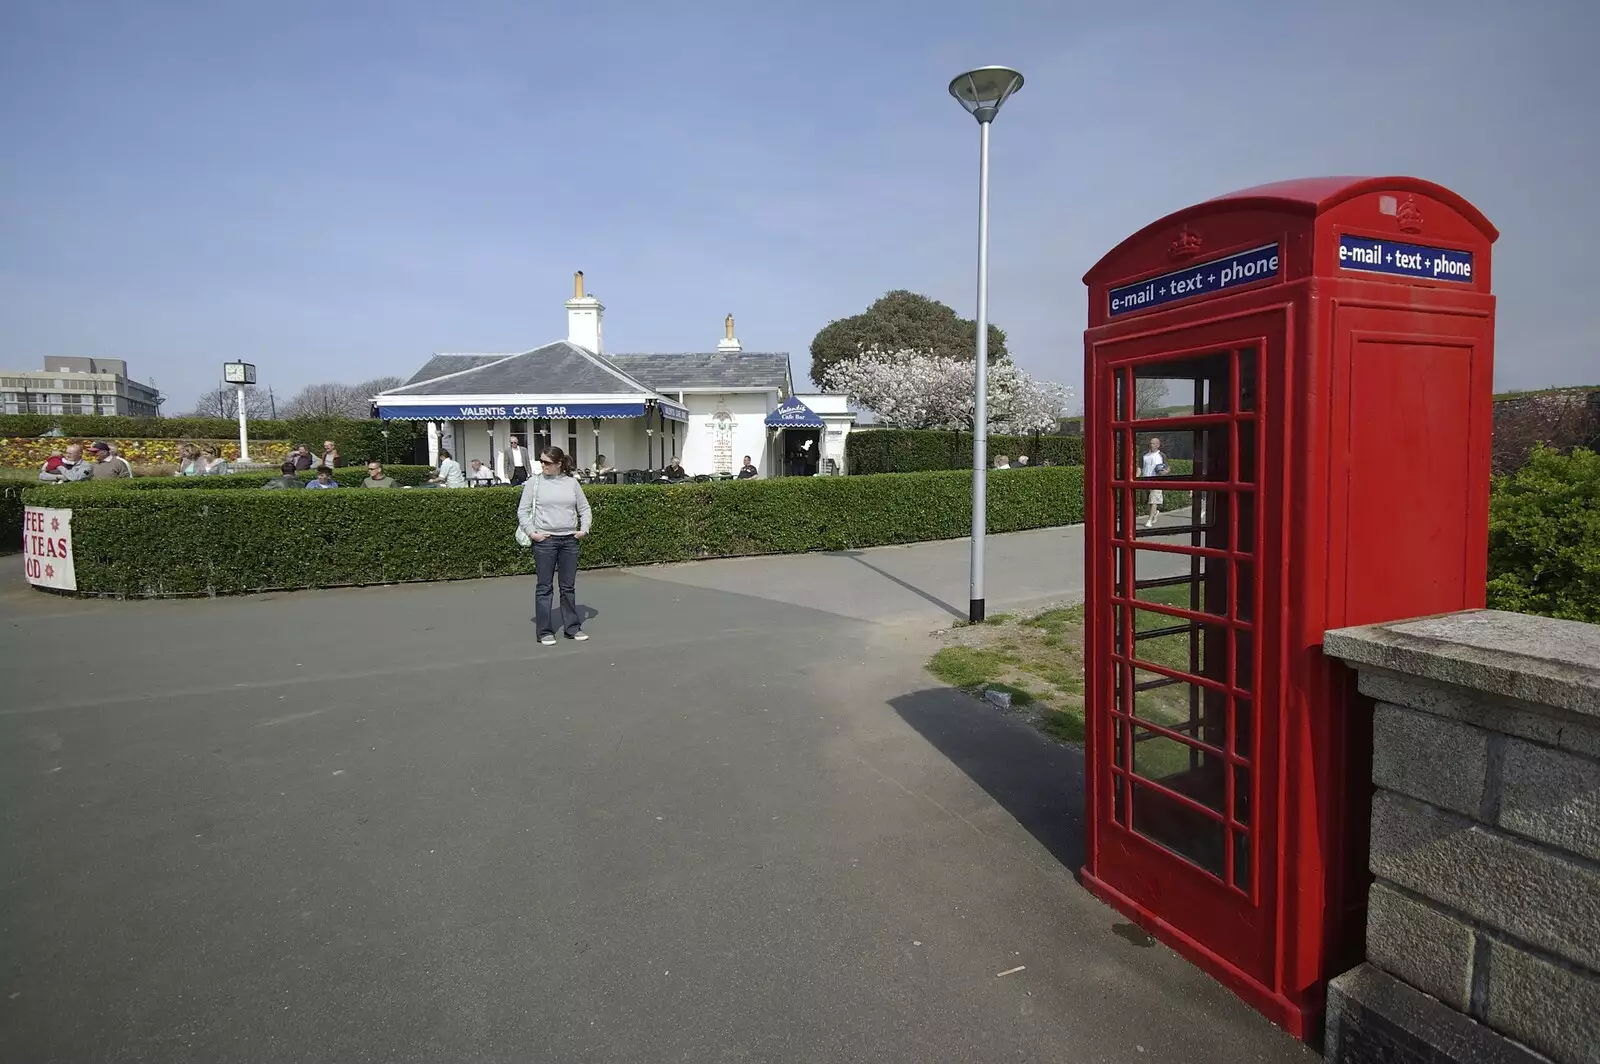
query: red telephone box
1079 177 1497 1039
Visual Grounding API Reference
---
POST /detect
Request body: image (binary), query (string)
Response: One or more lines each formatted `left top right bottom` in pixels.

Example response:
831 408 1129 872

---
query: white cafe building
373 273 856 479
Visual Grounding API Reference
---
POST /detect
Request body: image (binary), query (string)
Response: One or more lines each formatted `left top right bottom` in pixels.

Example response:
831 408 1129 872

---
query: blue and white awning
765 396 825 428
377 399 688 423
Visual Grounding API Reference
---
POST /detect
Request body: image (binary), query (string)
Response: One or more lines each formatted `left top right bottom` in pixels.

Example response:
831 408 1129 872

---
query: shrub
0 415 424 465
21 467 1087 596
1486 445 1600 622
1 483 22 553
103 465 437 490
847 428 1084 474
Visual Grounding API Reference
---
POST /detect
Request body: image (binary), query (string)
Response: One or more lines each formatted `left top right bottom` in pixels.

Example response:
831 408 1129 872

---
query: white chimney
717 312 742 353
566 270 604 354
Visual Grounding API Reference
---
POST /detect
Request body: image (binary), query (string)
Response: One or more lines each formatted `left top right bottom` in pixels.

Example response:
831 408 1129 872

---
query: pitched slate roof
403 354 512 386
383 342 658 397
608 351 791 392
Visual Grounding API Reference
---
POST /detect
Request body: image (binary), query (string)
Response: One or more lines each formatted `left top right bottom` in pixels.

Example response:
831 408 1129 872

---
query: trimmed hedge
96 465 437 490
21 467 1087 596
1486 445 1600 622
1 484 22 553
847 428 1085 474
0 415 423 465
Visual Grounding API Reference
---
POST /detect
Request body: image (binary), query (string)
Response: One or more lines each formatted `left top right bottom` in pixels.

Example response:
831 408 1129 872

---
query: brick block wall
1324 610 1600 1064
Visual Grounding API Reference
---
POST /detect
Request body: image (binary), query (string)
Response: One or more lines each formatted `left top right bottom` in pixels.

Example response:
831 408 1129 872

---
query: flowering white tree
823 352 1073 434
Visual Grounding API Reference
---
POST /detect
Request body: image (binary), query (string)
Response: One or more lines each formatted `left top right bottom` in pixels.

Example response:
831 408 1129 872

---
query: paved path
0 525 1309 1063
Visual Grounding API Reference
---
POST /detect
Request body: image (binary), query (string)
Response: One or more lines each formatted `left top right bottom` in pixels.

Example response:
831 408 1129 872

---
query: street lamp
949 65 1023 624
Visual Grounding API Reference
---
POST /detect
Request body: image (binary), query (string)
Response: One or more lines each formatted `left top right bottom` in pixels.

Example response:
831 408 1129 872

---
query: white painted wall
680 392 775 477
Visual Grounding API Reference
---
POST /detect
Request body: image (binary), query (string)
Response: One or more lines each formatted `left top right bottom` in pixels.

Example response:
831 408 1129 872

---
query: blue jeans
533 535 581 637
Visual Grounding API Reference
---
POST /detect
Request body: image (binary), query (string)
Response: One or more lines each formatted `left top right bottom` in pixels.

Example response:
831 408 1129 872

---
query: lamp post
949 65 1023 624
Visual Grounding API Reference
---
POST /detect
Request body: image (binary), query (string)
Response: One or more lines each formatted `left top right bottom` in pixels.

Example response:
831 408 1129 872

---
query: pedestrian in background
88 441 130 479
517 446 592 646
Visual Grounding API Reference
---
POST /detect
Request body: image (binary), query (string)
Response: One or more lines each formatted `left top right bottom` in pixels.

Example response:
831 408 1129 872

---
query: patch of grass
928 646 1009 689
928 600 1090 745
1024 605 1084 637
1039 707 1086 744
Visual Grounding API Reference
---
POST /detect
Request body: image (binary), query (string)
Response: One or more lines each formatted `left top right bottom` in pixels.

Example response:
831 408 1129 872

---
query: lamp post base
969 598 985 624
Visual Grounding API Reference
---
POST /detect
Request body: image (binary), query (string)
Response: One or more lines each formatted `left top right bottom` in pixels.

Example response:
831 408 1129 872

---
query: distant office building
0 358 162 417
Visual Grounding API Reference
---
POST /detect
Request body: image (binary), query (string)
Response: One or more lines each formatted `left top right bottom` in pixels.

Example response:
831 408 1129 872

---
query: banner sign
1109 243 1282 318
1337 235 1474 283
378 400 689 423
765 396 826 428
22 506 76 591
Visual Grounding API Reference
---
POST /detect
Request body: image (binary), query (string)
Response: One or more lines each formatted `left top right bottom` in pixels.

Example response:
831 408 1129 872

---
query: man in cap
89 441 131 479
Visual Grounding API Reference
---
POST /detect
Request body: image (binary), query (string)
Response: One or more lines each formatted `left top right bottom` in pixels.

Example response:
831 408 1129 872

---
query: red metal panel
1081 176 1496 1042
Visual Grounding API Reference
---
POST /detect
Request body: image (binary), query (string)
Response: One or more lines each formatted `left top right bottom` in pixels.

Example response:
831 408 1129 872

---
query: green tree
808 290 1008 386
1486 445 1600 622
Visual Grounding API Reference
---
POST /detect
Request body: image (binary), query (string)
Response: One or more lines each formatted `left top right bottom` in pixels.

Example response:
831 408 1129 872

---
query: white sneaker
539 634 557 646
570 631 589 642
1145 518 1157 528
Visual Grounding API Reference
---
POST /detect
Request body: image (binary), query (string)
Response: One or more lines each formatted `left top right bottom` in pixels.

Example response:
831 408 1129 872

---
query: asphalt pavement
0 524 1312 1063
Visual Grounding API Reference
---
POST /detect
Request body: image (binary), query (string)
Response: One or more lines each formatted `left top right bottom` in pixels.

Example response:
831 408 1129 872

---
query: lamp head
949 66 1024 123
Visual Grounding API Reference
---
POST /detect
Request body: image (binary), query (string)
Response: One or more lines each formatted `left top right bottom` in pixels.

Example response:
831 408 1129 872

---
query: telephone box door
1084 310 1287 995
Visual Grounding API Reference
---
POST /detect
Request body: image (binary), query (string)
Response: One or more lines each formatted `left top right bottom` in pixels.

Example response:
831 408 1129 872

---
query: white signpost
22 506 76 591
223 361 257 463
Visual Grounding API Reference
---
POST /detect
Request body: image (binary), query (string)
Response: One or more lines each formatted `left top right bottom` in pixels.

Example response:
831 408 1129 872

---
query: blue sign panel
377 402 651 421
765 396 826 428
1337 236 1474 283
1108 243 1282 318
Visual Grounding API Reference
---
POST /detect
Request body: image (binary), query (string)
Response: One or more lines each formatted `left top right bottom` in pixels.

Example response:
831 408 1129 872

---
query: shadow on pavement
837 551 964 620
889 687 1087 870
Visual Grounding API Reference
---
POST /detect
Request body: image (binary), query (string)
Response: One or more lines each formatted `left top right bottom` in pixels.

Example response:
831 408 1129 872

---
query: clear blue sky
1 0 1595 413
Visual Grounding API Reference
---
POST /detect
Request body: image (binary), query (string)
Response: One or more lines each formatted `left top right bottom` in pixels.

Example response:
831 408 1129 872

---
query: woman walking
516 446 592 645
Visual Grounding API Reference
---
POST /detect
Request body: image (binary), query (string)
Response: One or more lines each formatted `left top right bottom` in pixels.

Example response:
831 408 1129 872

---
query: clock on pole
222 362 257 461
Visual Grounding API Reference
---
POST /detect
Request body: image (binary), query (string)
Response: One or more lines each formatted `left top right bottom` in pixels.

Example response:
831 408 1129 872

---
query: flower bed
1 437 292 468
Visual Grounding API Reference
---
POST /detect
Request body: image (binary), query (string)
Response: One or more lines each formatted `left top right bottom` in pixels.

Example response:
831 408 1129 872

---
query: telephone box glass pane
1233 763 1252 824
1234 627 1255 691
1134 424 1232 483
1130 604 1228 677
1131 780 1226 877
1236 561 1256 622
1133 354 1231 417
1131 550 1228 615
1236 347 1257 412
1237 419 1258 484
1232 828 1251 891
1234 698 1253 758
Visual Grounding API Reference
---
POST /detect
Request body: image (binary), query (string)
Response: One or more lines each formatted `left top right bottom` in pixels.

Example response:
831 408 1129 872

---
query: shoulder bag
514 474 540 546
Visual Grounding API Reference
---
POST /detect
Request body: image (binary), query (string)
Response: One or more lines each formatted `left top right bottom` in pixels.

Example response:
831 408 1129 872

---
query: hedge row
1 484 22 552
847 428 1085 474
0 415 423 465
20 467 1087 596
90 465 437 490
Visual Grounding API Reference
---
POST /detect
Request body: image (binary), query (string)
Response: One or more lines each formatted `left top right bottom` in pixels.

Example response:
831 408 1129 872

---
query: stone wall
1322 610 1600 1064
1492 387 1600 475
